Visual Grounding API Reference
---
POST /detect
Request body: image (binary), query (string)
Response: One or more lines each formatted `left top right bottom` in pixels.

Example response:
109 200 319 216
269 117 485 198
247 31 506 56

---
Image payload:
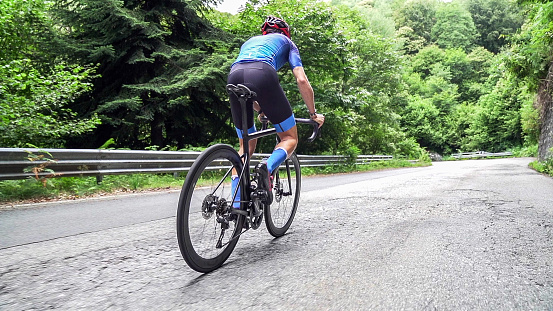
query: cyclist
228 16 324 207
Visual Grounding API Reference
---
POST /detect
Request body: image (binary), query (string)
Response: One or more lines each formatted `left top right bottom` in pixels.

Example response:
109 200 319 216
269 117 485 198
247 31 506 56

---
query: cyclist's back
232 34 302 71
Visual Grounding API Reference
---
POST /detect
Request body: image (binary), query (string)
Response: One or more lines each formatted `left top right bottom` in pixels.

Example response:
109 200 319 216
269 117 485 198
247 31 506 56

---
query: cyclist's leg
255 117 297 206
267 125 298 173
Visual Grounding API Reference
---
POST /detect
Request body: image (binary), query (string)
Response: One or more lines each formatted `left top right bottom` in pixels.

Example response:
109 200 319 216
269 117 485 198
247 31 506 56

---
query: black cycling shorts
227 62 295 137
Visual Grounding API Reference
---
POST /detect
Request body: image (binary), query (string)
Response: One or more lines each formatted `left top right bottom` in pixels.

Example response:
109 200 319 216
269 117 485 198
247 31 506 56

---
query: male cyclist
228 16 324 206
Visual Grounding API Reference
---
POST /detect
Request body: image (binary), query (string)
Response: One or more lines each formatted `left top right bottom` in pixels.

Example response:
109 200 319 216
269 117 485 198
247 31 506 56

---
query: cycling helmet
261 16 291 38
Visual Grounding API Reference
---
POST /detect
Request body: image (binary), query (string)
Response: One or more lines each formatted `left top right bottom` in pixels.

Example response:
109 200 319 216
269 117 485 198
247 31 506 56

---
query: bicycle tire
176 144 246 273
264 153 301 237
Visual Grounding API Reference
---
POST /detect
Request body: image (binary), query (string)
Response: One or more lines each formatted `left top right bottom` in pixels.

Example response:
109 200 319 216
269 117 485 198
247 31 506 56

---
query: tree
466 73 525 151
402 96 444 152
0 60 100 147
394 0 438 45
510 0 553 160
52 0 237 149
396 26 426 55
210 0 425 157
409 45 446 79
331 0 397 37
0 0 100 148
431 2 478 52
464 0 524 54
444 103 479 152
463 47 495 102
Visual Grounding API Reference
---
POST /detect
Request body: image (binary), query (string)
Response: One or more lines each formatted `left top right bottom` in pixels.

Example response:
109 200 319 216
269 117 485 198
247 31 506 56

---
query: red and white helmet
261 16 291 38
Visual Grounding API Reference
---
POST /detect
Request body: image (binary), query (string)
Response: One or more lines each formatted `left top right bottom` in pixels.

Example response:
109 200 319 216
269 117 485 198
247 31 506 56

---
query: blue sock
231 175 240 208
267 148 288 174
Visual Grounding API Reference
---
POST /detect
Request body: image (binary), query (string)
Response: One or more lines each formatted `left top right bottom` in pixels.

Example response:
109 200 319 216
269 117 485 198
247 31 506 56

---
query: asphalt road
1 158 552 310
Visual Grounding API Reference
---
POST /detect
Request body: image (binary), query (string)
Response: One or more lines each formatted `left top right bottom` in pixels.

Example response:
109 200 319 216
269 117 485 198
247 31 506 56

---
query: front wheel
264 153 301 237
176 144 245 273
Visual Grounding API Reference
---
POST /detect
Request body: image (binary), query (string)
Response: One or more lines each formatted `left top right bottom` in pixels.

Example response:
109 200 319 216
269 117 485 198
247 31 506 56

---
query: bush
529 147 553 176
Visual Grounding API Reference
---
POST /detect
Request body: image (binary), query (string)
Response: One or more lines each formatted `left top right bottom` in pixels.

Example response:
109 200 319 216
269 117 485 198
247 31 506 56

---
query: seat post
239 94 251 157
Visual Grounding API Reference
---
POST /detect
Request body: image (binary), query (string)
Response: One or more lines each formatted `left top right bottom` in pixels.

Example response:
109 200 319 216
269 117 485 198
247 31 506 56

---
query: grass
0 159 430 205
0 174 186 204
529 158 553 177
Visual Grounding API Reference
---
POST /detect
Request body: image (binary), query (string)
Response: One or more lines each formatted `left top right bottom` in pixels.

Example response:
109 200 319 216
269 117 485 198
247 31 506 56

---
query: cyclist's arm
293 66 324 127
293 66 315 113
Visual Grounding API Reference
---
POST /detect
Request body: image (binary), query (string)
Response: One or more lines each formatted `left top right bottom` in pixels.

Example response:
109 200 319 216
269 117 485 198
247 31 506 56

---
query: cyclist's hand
311 113 325 128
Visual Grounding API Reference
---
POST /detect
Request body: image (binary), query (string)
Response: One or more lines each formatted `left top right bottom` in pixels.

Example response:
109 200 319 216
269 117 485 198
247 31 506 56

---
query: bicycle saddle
226 84 257 98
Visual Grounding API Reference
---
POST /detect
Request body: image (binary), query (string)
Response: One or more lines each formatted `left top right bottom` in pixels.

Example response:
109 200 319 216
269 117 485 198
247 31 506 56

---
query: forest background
1 0 552 163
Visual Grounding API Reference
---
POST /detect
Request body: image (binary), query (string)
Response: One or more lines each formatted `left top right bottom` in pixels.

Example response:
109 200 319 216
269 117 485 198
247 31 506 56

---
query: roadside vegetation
0 0 545 157
529 147 553 176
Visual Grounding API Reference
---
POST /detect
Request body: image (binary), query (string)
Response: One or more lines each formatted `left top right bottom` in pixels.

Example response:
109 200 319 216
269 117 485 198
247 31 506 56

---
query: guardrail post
96 175 103 184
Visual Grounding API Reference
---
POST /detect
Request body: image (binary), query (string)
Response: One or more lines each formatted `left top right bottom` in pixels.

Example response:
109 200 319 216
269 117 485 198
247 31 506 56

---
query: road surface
1 158 552 310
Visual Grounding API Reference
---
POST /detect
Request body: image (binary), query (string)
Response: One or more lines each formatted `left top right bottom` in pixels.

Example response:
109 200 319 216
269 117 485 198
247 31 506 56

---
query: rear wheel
264 153 301 237
176 144 245 273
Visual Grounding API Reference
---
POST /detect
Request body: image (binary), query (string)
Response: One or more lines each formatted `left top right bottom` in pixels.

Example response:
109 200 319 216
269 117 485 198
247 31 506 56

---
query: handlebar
295 118 320 143
259 116 320 143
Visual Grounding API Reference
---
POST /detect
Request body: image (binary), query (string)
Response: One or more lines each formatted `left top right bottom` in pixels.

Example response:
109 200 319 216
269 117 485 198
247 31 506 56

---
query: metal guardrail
0 148 393 181
298 154 393 167
450 151 513 159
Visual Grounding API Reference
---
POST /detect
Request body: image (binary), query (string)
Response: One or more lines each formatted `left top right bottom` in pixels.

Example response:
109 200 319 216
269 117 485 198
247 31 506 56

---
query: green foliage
396 26 426 55
520 97 540 145
394 0 438 44
466 74 524 152
0 0 539 161
0 0 53 62
23 146 60 187
431 2 478 52
464 0 524 54
51 0 238 149
0 59 101 147
0 0 101 148
443 103 479 152
529 150 553 176
510 144 538 157
507 1 553 91
464 47 495 102
402 95 444 152
331 0 396 37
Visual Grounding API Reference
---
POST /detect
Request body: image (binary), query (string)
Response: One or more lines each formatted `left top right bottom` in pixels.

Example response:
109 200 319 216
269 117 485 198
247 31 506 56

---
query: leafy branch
24 145 61 187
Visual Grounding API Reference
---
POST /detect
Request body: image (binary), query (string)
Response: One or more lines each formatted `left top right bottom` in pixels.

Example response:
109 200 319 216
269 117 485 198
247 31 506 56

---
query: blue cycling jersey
232 34 303 71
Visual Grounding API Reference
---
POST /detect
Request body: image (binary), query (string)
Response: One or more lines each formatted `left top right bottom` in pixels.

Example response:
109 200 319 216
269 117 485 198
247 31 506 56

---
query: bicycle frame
227 83 318 218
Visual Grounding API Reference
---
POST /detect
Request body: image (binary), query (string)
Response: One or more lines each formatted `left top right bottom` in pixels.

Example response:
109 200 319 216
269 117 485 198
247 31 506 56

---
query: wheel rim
180 151 243 264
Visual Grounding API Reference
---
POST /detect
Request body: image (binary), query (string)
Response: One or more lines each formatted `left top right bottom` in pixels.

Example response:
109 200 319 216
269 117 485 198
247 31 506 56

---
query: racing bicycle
176 83 319 273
